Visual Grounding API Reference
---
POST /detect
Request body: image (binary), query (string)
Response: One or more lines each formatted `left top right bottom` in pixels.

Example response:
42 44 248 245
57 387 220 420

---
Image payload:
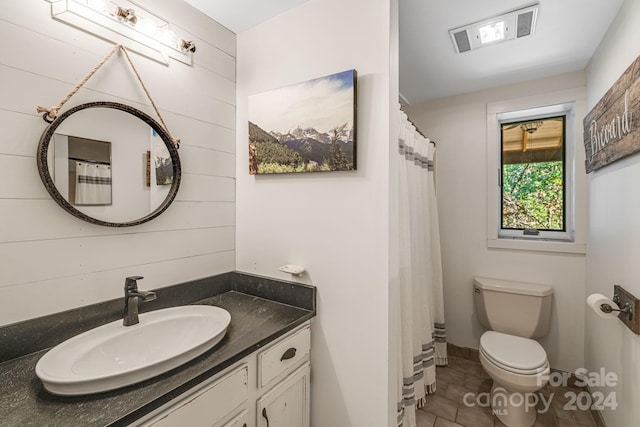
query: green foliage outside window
502 161 564 230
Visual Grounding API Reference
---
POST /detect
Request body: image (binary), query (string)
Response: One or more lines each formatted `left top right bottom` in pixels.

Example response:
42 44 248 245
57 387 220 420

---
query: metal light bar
46 0 195 65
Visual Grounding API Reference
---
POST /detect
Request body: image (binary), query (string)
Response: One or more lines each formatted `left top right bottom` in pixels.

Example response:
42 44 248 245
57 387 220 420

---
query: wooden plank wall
583 53 640 172
0 0 237 325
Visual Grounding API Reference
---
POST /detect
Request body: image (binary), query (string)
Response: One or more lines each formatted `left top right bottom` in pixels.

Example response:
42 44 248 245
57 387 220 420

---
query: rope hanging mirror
35 44 182 227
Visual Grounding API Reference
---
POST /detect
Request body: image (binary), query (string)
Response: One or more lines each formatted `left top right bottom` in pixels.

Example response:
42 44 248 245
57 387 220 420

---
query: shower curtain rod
69 157 111 166
405 115 436 146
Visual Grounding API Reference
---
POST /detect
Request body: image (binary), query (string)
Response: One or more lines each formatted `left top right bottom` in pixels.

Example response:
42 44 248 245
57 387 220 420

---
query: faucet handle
125 276 144 291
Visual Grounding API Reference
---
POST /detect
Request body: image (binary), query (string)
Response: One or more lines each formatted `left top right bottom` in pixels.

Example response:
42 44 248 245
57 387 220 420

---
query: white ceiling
399 0 624 104
183 0 311 33
185 0 624 105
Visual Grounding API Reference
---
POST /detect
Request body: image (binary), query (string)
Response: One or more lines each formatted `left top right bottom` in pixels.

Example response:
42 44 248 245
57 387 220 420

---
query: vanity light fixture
113 6 137 25
45 0 196 65
180 39 197 53
449 3 539 53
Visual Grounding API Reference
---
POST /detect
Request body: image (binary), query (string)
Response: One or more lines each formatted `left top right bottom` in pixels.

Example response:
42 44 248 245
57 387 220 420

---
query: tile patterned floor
416 356 598 427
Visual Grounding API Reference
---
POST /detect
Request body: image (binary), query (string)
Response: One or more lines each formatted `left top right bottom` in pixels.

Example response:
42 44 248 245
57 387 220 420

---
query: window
487 90 585 254
500 115 566 235
488 100 577 246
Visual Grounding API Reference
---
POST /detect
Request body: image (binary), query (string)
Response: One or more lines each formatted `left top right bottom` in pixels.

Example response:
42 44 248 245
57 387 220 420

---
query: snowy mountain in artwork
271 123 353 145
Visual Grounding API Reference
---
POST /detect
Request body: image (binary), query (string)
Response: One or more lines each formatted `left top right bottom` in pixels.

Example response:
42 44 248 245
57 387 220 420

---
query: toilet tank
474 277 553 339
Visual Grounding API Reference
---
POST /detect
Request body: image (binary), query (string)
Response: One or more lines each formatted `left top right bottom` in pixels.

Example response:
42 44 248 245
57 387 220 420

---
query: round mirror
37 102 181 227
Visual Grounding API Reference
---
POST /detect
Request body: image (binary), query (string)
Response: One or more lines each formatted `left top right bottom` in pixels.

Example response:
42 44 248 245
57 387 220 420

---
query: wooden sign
583 54 640 173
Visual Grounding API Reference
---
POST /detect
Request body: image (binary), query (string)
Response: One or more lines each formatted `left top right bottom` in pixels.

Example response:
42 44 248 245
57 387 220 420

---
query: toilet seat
480 331 548 375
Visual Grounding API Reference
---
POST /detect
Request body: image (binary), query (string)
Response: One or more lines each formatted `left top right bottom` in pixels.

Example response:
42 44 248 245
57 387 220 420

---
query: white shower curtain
75 161 112 205
396 110 447 427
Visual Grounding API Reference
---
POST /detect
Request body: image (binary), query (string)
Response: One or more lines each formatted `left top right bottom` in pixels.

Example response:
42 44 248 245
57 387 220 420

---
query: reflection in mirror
152 130 173 185
51 135 112 206
37 102 180 227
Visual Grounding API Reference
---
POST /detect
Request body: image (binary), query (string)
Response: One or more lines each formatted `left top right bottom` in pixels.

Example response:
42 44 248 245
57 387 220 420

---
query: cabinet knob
262 407 270 427
280 347 297 361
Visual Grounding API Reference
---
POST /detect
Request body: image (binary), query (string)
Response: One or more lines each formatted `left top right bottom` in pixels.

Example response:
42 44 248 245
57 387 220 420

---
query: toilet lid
480 331 548 374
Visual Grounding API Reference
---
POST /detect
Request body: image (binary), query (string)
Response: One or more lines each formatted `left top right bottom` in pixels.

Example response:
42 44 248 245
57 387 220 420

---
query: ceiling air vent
449 3 539 54
453 30 471 53
516 10 535 38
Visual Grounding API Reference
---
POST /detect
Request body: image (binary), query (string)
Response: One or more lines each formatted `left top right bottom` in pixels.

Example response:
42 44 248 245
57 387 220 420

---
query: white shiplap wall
0 0 236 326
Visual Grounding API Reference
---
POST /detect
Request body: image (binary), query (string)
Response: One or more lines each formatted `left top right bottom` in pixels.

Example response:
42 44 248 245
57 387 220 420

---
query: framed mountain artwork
248 69 357 174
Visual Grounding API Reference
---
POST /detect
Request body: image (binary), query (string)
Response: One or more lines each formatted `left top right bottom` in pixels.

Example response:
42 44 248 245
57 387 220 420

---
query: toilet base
490 382 537 427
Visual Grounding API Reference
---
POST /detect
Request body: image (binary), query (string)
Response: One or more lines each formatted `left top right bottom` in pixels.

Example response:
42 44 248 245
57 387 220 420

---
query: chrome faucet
123 276 157 326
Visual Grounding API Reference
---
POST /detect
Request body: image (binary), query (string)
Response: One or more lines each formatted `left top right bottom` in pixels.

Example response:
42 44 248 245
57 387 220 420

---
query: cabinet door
257 364 310 427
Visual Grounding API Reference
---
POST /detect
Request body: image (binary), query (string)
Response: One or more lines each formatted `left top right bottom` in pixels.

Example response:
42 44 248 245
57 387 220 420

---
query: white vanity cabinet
256 365 310 427
135 321 311 427
221 410 248 427
141 364 249 427
256 324 311 427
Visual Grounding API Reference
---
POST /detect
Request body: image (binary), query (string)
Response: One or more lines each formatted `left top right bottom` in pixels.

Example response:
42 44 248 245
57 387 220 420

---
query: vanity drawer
146 364 248 427
220 409 248 427
258 324 310 388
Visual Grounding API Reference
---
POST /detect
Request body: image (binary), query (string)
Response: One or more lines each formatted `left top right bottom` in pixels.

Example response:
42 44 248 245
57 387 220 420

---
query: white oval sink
36 305 231 396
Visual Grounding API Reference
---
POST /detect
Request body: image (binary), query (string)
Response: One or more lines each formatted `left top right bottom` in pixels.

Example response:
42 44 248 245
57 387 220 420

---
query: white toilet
474 277 553 427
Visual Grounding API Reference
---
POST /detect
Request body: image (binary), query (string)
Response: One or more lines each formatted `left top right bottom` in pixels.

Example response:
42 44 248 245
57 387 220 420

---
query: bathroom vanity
0 272 315 427
136 322 310 427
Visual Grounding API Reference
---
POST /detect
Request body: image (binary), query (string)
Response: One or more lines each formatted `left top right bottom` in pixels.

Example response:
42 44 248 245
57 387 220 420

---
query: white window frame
487 89 586 254
498 105 573 240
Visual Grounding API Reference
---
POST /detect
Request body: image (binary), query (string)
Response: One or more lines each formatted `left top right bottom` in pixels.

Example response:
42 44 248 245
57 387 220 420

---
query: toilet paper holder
610 285 640 335
600 293 633 321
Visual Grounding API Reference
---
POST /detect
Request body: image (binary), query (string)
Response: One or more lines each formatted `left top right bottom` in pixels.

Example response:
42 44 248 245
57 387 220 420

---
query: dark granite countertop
0 272 315 427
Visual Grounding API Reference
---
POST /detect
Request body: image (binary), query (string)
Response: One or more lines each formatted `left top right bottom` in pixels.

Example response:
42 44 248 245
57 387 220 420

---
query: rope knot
36 105 59 123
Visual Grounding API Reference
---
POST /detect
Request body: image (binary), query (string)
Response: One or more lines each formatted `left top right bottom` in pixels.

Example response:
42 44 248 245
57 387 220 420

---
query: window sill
487 238 586 255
